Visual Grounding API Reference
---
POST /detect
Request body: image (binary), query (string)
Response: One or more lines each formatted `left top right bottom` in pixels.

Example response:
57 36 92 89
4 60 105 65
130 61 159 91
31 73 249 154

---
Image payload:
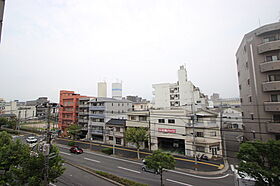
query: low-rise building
105 119 126 146
88 97 132 142
78 97 91 138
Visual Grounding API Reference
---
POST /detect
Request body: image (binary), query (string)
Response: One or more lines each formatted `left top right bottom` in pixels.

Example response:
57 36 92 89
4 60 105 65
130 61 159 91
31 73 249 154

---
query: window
269 74 280 81
241 112 244 117
131 116 136 120
239 85 241 90
196 146 205 152
243 45 246 53
116 127 120 132
246 62 248 68
263 35 276 43
195 132 204 137
247 79 250 85
236 58 239 65
240 98 243 103
249 96 252 102
139 116 147 121
158 119 165 123
210 131 216 136
118 103 120 106
250 113 254 120
112 103 113 106
238 71 240 77
273 115 280 123
168 119 175 124
265 55 278 62
116 138 122 145
109 136 113 141
271 94 280 102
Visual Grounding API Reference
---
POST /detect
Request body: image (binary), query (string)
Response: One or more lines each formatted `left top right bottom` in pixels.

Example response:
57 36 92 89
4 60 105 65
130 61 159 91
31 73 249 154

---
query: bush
95 171 147 186
101 148 113 155
67 141 76 146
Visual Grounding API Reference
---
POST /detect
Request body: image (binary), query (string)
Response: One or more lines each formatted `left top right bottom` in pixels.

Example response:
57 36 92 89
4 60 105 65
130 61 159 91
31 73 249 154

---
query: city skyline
0 0 280 102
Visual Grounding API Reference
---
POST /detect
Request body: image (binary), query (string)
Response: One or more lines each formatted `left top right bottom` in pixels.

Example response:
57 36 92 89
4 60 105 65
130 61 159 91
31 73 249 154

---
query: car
142 165 159 174
26 136 38 143
69 146 83 154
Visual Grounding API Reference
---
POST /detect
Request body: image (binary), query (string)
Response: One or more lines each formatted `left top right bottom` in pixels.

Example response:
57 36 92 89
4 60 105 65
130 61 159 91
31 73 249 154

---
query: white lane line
230 164 235 172
166 179 193 186
84 157 100 163
118 166 141 174
58 145 228 180
60 151 71 156
167 170 229 180
49 183 56 186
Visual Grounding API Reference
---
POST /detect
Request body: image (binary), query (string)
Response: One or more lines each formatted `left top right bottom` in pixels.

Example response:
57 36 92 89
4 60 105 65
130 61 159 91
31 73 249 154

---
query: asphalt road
58 145 235 186
54 163 116 186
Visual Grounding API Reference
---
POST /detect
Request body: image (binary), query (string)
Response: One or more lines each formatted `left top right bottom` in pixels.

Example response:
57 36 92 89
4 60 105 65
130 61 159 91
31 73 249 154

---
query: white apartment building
150 109 223 158
4 101 36 120
88 97 132 142
152 65 208 111
222 108 243 130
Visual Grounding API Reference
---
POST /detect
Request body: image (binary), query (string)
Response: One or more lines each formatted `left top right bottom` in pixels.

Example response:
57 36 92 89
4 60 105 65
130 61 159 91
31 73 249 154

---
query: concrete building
152 66 208 111
0 0 5 43
25 97 51 119
112 82 122 100
58 90 86 135
4 100 36 121
98 82 107 97
88 97 132 142
149 109 223 158
78 97 91 139
105 119 126 146
236 22 280 141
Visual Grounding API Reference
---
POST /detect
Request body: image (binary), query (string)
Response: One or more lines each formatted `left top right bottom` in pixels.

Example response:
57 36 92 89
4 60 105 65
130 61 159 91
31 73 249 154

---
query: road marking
84 157 100 163
49 183 56 186
60 151 71 156
166 179 193 186
57 145 228 180
167 170 230 180
57 138 220 168
118 166 140 174
230 164 235 172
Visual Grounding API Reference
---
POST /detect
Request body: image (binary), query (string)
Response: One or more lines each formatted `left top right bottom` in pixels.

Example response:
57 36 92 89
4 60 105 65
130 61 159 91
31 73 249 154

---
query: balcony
264 102 280 111
262 81 280 92
258 40 280 54
89 113 105 119
89 106 105 111
90 130 103 135
79 112 89 115
267 123 280 133
260 60 280 72
79 104 89 108
78 119 88 123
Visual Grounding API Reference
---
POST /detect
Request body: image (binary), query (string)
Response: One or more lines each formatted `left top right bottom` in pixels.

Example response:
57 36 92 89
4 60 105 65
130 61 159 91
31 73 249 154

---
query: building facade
98 82 107 97
58 90 86 135
88 97 132 142
78 97 92 138
236 22 280 141
152 66 208 111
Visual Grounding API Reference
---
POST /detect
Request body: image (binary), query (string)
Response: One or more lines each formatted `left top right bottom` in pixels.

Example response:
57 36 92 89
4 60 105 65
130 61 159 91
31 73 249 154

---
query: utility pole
112 128 115 155
219 102 227 160
191 103 197 171
148 109 151 151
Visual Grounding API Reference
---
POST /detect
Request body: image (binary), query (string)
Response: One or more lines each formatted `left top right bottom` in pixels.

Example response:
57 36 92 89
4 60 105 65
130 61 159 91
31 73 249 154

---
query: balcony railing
267 123 280 133
89 113 105 118
89 106 105 111
260 60 280 72
262 81 280 92
264 102 280 112
258 40 280 54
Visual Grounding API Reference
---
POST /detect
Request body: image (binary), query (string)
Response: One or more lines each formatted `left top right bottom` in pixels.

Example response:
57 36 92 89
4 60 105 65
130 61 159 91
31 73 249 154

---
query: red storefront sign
158 128 176 133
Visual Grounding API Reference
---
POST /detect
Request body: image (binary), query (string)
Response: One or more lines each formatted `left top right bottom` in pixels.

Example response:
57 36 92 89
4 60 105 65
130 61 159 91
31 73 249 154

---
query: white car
26 136 38 143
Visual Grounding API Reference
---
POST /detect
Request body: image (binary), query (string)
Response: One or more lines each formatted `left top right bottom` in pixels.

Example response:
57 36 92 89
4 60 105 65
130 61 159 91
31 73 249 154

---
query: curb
65 161 123 186
174 158 229 176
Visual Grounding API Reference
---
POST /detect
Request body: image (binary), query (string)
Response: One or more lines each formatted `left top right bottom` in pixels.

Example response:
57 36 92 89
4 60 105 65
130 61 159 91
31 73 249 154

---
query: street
58 144 234 186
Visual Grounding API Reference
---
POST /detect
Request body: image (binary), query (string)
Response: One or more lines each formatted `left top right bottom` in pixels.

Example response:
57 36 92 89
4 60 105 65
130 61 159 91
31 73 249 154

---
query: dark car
69 146 83 154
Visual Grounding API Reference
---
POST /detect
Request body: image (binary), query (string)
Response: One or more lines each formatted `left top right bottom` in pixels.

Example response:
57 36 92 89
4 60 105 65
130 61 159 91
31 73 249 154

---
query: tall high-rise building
236 22 280 141
112 82 122 100
98 82 107 97
0 0 5 43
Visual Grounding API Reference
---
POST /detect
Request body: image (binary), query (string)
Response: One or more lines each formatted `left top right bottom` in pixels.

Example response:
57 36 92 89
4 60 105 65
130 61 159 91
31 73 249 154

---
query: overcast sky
0 0 280 102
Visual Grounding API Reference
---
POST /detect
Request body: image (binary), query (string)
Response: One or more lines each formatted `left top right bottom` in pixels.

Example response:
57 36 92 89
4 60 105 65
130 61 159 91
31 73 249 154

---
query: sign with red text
158 128 176 133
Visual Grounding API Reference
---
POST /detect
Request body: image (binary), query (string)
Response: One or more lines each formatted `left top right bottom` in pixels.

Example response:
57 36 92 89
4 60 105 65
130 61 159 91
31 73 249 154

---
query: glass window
116 127 120 132
158 119 165 123
271 94 280 102
168 119 175 124
109 136 113 141
273 115 280 123
195 132 204 137
269 74 280 81
116 138 122 145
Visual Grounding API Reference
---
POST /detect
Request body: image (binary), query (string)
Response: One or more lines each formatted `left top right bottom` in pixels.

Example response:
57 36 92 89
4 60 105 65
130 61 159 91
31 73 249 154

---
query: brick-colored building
58 90 86 135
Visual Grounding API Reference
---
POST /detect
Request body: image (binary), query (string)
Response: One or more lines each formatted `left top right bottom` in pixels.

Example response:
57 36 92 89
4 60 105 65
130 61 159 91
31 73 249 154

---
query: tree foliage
67 124 82 140
0 117 16 129
0 131 65 185
125 127 148 159
145 150 175 186
237 140 280 186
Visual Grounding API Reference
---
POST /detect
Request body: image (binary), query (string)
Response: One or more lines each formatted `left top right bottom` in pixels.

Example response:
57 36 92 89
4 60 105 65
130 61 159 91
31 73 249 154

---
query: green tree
0 117 9 128
125 127 148 159
0 131 65 185
237 140 280 186
67 124 82 140
145 150 175 186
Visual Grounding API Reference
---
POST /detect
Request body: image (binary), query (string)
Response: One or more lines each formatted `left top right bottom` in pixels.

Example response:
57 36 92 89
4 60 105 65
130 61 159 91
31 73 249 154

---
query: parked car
142 165 159 174
26 136 38 143
69 146 83 154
